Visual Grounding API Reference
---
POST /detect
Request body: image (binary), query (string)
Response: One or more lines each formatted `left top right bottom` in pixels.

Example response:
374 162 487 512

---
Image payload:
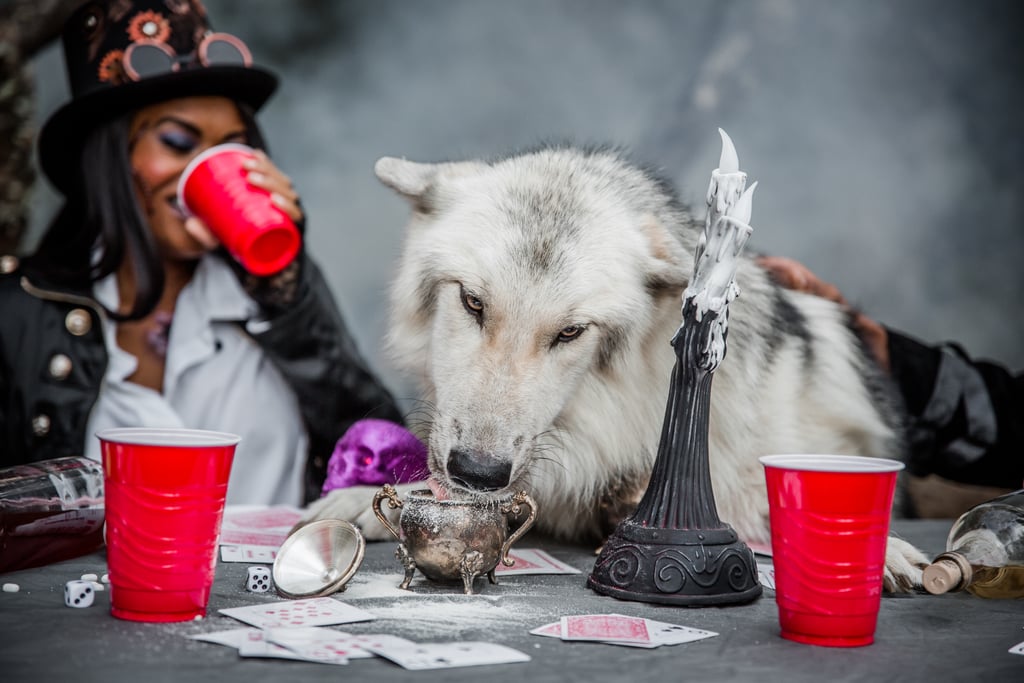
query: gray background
26 0 1024 403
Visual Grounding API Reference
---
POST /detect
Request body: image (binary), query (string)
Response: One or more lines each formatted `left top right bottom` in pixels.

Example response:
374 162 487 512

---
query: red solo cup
759 454 903 647
177 143 300 276
98 427 240 623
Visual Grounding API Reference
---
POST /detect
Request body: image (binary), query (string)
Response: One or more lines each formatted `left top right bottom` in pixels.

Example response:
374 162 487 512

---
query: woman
0 0 403 506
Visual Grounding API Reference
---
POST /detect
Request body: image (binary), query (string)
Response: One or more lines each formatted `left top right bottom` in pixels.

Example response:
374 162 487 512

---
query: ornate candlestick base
588 520 761 606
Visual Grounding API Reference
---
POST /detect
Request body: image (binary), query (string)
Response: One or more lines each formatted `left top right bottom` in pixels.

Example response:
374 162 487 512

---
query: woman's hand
182 149 303 249
242 149 304 225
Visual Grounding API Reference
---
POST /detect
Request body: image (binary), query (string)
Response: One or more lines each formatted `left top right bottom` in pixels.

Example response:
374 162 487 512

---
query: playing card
561 614 652 645
219 597 376 629
219 504 303 548
265 627 375 660
219 544 277 563
756 561 775 590
188 627 264 649
189 627 331 664
223 505 305 529
1009 640 1024 655
634 617 718 645
529 622 563 638
364 637 530 670
530 618 658 648
534 615 717 649
746 540 773 557
238 636 346 664
494 548 581 576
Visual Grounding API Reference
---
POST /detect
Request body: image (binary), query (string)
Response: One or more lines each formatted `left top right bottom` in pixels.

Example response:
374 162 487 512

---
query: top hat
38 0 278 194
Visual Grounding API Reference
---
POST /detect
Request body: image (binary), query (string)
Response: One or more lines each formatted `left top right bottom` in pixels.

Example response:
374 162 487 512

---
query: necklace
144 310 173 358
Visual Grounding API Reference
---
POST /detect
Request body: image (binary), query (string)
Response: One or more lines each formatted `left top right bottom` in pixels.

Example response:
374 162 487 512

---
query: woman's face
128 96 247 261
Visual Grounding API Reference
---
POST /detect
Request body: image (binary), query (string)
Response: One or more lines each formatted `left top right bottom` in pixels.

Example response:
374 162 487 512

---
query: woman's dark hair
26 101 267 321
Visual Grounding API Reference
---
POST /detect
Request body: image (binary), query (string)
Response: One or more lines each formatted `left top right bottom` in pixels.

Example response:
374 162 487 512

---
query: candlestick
587 129 761 605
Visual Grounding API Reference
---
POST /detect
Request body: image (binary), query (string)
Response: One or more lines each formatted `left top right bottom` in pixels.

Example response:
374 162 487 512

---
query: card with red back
529 622 563 638
223 505 304 529
495 548 581 576
561 614 652 644
219 505 303 547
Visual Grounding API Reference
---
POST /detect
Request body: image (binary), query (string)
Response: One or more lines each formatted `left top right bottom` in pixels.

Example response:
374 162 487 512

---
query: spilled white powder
367 596 539 639
339 572 416 599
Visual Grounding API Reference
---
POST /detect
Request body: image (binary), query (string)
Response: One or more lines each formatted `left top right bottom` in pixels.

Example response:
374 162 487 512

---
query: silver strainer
271 519 365 598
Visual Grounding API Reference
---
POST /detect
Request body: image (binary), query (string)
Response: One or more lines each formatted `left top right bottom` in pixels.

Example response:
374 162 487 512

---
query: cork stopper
922 552 973 595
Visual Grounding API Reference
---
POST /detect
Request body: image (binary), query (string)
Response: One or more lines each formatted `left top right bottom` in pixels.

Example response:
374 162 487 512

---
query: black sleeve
887 328 1023 490
247 252 405 503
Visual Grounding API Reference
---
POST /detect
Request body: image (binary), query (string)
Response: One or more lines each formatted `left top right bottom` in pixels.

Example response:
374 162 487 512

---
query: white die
245 566 272 593
64 580 95 608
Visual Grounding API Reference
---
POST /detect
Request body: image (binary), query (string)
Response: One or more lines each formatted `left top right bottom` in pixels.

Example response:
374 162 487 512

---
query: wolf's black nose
447 449 511 491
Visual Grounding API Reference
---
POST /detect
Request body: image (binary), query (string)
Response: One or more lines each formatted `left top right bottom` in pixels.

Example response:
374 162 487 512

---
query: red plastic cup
177 143 300 276
98 428 240 623
759 454 903 647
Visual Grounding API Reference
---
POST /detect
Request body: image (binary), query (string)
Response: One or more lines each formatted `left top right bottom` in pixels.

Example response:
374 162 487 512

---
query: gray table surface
1 519 1021 682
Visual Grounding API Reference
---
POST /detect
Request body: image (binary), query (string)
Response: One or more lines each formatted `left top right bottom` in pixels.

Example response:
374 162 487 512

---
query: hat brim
38 64 278 194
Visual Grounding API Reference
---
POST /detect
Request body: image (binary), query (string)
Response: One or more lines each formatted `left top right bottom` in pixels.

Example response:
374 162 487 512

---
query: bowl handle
499 491 538 566
371 484 403 540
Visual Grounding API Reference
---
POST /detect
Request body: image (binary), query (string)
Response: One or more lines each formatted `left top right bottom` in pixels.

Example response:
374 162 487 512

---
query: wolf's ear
640 214 690 292
374 157 437 200
375 157 489 214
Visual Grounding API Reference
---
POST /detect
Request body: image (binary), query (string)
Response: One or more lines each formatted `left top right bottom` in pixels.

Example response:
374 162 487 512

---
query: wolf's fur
305 145 928 591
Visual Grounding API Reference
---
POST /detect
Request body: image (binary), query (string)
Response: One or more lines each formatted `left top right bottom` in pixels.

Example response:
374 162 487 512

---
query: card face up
218 597 376 629
363 637 531 670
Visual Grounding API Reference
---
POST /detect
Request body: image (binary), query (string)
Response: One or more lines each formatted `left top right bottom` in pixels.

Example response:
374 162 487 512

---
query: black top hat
38 0 278 194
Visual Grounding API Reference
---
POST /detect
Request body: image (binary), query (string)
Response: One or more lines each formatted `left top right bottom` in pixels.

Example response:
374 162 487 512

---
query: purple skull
321 418 428 495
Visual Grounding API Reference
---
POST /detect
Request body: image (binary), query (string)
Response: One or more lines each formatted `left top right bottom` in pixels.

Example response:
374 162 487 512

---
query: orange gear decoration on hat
127 10 171 43
97 49 128 84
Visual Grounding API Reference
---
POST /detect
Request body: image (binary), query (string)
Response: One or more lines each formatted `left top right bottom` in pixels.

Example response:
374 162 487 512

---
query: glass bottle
922 489 1024 598
0 457 105 573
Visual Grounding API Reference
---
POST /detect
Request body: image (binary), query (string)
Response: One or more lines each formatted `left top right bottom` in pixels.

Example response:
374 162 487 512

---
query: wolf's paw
298 483 422 541
883 535 931 593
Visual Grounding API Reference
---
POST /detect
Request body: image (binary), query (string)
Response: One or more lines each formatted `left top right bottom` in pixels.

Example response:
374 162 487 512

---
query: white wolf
305 144 929 591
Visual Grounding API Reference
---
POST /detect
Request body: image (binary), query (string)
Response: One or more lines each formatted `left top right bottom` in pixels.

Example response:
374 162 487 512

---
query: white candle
682 129 757 369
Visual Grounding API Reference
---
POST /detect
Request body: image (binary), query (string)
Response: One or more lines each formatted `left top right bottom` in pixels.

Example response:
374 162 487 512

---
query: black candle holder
588 129 762 606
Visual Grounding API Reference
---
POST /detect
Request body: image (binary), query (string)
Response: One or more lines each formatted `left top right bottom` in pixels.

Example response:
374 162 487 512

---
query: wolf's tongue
427 477 450 501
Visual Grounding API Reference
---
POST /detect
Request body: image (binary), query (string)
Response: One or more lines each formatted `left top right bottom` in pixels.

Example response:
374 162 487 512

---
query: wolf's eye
556 325 584 343
461 288 484 319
